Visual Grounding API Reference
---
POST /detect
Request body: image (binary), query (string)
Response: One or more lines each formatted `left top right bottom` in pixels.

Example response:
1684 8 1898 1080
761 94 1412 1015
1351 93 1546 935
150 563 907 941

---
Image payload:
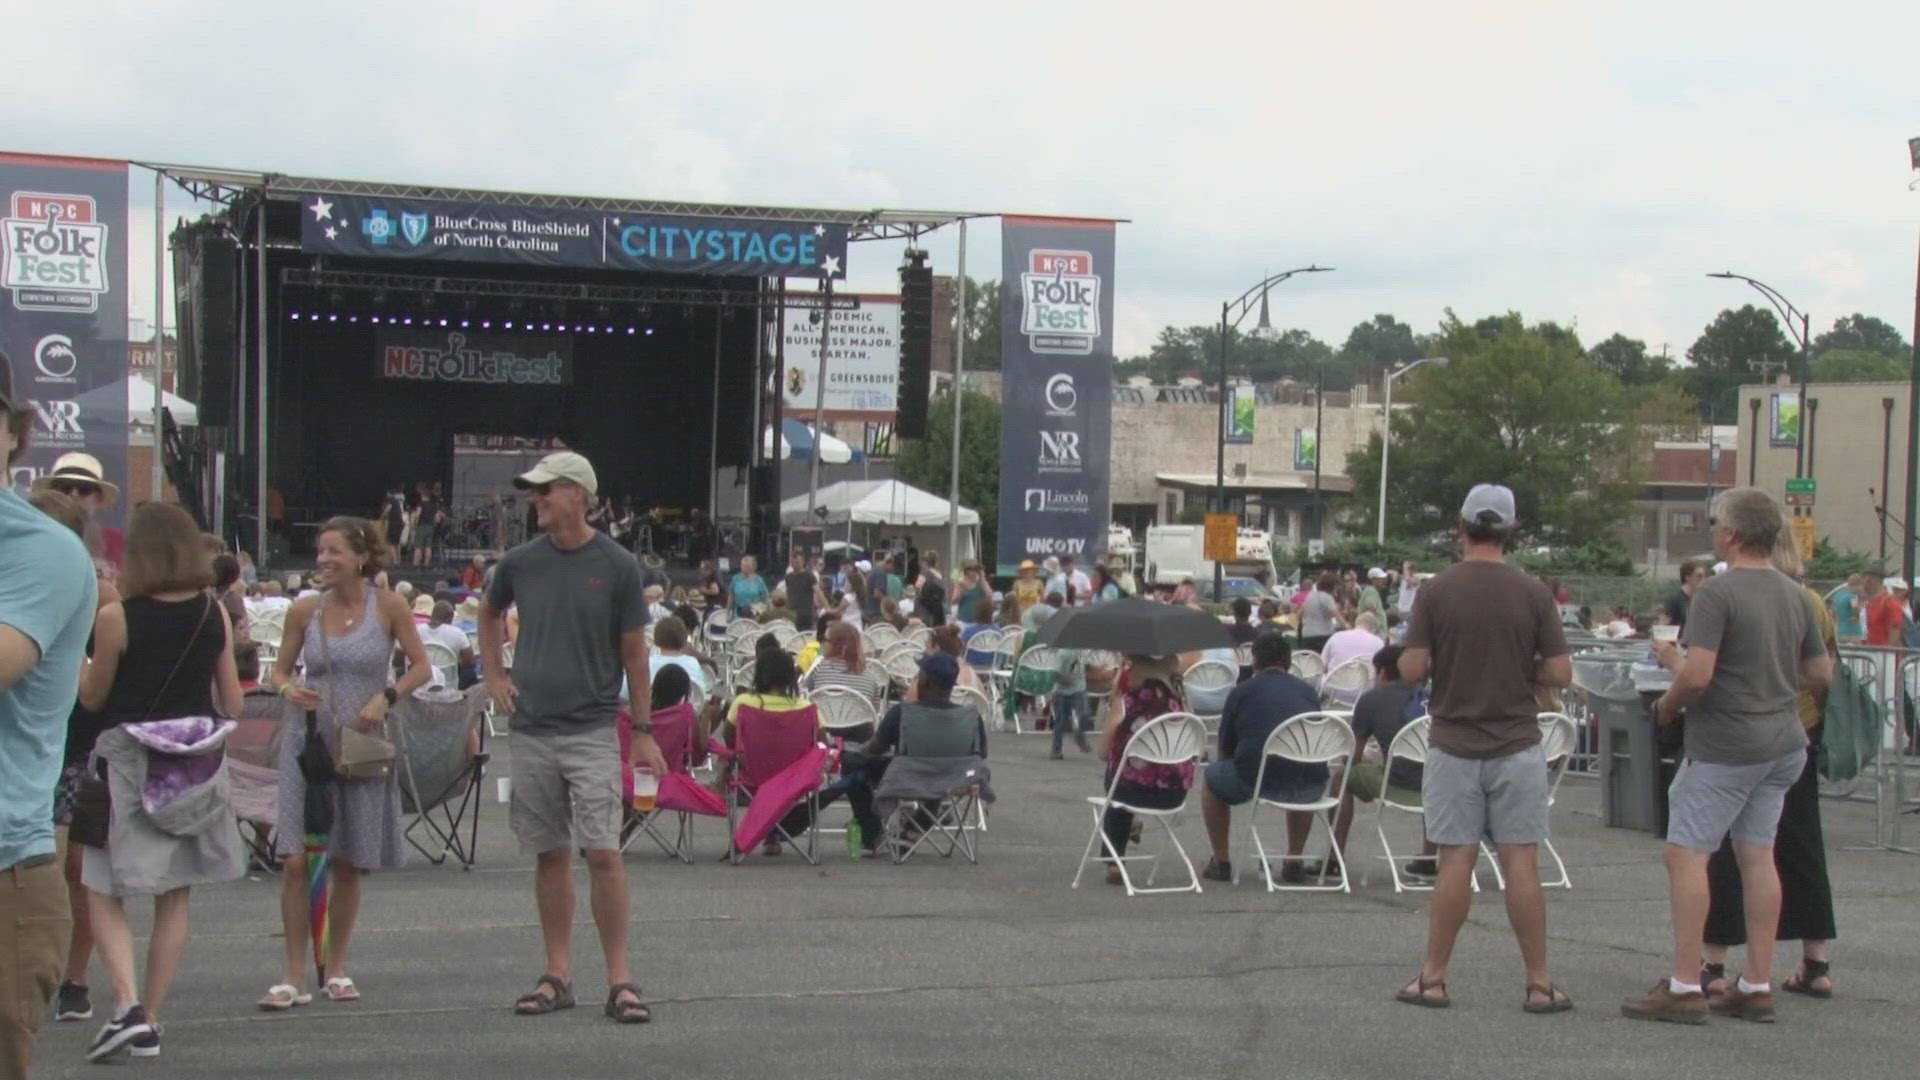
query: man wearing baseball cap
0 349 100 1075
478 450 664 1024
1395 483 1573 1013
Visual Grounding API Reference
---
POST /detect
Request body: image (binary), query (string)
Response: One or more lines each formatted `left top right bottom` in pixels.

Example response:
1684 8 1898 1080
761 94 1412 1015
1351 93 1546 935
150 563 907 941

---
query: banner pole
708 306 721 517
948 219 967 570
256 195 269 571
151 168 165 501
806 275 832 526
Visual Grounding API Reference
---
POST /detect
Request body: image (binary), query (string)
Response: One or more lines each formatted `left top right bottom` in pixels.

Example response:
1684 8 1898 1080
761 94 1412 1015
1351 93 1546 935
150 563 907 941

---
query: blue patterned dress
274 589 406 870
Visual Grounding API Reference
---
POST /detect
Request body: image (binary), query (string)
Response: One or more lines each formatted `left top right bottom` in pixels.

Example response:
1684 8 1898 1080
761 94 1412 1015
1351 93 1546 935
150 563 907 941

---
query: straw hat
33 452 120 508
413 594 435 616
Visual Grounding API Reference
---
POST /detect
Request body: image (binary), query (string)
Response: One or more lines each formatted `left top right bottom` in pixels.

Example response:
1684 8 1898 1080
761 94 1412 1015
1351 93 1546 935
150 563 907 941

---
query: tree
1587 333 1673 386
1681 305 1795 421
1812 313 1907 360
1813 348 1907 383
1339 314 1420 366
894 389 1000 561
1344 312 1691 544
954 277 1002 371
1115 323 1344 387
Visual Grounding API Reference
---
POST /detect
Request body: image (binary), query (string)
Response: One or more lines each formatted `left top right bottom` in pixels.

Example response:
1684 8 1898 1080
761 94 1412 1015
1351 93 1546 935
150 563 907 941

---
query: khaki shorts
1 855 70 1080
510 726 624 855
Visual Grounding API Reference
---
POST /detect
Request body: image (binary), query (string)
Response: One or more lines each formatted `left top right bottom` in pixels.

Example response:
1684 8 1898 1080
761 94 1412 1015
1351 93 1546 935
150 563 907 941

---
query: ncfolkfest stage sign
0 153 128 526
300 192 849 279
376 328 572 387
996 217 1115 574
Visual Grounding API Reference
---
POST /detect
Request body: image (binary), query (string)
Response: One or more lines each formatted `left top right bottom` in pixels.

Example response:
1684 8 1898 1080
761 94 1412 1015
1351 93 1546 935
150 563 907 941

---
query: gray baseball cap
1460 483 1517 529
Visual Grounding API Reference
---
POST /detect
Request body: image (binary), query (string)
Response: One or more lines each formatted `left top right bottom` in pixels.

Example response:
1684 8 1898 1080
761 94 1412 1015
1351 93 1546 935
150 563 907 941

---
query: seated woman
717 651 818 855
801 621 884 714
904 625 983 702
961 599 1000 667
1093 656 1192 886
796 611 838 673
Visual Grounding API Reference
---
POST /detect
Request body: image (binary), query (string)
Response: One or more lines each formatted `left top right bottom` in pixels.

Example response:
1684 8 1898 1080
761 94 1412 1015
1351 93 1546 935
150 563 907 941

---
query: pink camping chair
710 701 828 865
618 702 725 863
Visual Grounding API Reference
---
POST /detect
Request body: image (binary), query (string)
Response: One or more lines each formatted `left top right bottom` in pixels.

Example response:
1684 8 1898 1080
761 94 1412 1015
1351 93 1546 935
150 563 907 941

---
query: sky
4 1 1917 361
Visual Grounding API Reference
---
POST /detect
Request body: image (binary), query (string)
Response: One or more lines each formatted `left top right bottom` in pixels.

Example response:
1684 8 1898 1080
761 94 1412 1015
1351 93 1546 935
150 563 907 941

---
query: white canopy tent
779 479 981 563
75 373 199 427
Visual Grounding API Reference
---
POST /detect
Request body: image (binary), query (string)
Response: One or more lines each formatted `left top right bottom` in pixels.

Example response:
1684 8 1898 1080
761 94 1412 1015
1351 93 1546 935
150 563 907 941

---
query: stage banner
300 193 848 279
780 294 899 420
996 217 1115 573
1 153 129 528
377 328 572 387
1226 384 1254 444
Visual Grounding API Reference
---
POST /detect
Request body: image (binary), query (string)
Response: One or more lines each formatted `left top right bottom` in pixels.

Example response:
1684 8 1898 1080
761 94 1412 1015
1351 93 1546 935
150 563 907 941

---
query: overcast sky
5 1 1916 360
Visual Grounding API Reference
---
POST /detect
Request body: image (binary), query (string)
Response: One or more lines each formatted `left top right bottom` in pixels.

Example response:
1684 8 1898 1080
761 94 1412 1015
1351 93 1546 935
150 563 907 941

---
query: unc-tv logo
3 191 110 313
1020 248 1099 356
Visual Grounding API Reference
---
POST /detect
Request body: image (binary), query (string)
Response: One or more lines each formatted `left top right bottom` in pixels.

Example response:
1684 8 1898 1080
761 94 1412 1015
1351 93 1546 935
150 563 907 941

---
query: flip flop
1395 974 1450 1009
514 974 575 1016
257 984 312 1012
1523 983 1574 1014
324 977 360 1002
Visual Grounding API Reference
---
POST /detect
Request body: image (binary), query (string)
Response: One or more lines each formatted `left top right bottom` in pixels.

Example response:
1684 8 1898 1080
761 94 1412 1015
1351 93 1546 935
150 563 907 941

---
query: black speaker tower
896 250 932 439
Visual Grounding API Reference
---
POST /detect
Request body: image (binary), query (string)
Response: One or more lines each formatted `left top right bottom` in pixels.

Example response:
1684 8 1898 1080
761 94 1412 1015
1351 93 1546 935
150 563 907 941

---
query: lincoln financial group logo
1020 249 1100 356
3 192 109 313
1023 488 1091 514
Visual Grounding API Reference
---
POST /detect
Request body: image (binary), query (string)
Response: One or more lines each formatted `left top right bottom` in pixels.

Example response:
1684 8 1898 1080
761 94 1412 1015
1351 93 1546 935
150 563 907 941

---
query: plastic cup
632 768 658 812
496 777 512 804
1652 625 1680 644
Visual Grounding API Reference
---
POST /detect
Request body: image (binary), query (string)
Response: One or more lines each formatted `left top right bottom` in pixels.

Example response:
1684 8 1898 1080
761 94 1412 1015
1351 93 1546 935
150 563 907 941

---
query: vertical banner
1225 384 1254 444
997 217 1115 573
0 153 129 528
1768 391 1799 447
1293 427 1317 471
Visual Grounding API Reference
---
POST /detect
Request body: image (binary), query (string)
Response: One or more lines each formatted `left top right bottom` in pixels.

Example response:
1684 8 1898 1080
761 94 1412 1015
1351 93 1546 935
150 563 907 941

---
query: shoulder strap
141 594 214 722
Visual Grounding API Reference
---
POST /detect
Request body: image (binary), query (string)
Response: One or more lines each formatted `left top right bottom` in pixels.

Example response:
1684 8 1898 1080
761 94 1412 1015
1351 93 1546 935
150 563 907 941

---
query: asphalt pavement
28 736 1920 1080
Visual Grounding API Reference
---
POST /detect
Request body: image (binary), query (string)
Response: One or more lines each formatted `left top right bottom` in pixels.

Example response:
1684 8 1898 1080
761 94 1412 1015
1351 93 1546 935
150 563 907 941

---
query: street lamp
1707 271 1813 478
1376 357 1446 544
1215 266 1334 597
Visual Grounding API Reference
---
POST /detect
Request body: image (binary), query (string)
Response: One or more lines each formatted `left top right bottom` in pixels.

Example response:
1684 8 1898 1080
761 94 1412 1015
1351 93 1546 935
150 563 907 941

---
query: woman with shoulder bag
261 517 429 1010
74 503 244 1063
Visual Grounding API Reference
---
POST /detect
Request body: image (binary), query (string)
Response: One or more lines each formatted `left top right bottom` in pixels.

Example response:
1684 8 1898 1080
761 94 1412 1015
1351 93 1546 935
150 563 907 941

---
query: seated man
421 600 478 689
1331 644 1438 879
1321 612 1387 704
839 654 990 854
1200 632 1328 882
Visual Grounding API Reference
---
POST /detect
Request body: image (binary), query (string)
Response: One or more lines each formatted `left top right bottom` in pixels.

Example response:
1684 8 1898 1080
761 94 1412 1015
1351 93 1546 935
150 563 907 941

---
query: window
1671 511 1700 533
1165 491 1179 522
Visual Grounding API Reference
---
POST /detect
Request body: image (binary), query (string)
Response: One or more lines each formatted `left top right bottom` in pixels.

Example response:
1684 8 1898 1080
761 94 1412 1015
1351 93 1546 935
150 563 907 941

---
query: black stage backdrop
270 309 757 521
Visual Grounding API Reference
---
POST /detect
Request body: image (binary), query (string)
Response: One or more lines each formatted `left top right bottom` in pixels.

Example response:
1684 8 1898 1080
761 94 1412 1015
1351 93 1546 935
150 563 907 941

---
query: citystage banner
377 328 572 387
780 294 900 420
0 153 128 526
300 192 848 279
996 217 1115 573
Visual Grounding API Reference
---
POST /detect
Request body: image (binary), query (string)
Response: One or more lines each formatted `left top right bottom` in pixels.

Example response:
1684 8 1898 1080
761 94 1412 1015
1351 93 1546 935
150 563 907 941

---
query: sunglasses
48 480 100 498
527 480 578 497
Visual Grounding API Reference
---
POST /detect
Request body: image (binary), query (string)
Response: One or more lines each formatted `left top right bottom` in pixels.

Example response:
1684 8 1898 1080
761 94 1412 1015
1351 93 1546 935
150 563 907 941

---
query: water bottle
846 821 863 859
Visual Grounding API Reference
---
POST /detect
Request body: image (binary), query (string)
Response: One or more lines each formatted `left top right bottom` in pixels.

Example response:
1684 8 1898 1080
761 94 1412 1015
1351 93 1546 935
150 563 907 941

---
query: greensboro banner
997 217 1115 573
1 152 129 528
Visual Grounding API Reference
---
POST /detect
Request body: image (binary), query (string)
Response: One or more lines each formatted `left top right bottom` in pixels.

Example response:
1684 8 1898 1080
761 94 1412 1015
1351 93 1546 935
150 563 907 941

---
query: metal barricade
1829 645 1916 854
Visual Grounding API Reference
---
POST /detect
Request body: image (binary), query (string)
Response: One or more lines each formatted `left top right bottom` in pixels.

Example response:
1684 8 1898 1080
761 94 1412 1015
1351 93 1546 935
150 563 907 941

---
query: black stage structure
151 164 974 576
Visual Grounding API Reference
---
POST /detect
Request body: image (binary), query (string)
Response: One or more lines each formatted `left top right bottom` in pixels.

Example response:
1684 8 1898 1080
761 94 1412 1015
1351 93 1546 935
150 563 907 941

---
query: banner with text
997 217 1115 573
1226 385 1254 444
377 328 571 387
300 192 848 279
780 294 900 420
1 152 129 528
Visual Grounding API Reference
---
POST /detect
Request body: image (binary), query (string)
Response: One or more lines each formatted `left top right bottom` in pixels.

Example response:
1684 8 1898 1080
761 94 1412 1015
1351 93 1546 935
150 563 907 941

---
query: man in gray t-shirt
479 450 663 1024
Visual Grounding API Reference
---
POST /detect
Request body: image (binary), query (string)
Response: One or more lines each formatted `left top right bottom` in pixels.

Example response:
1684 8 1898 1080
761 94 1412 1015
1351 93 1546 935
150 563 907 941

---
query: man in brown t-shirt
1395 483 1572 1013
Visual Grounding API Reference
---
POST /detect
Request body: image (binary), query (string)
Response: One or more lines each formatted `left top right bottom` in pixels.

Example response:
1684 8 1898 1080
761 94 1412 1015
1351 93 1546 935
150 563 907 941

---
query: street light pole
1212 266 1333 598
1376 357 1445 544
1707 272 1813 479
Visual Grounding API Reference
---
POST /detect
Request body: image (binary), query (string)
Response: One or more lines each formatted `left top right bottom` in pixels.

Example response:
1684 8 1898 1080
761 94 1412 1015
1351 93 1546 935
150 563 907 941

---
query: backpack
1819 662 1881 782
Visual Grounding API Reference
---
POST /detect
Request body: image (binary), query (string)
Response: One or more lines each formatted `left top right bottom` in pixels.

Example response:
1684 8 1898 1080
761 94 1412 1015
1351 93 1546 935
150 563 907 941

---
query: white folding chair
1181 659 1238 740
984 632 1024 712
725 618 762 644
1369 715 1467 894
1318 657 1372 708
768 622 803 652
730 654 758 694
422 640 461 690
1010 645 1059 734
1247 711 1355 893
881 640 924 665
965 628 1004 677
905 627 933 649
809 686 880 738
248 613 284 650
1071 712 1209 896
1478 712 1577 890
1234 643 1254 668
1290 650 1327 687
882 652 922 697
863 623 901 654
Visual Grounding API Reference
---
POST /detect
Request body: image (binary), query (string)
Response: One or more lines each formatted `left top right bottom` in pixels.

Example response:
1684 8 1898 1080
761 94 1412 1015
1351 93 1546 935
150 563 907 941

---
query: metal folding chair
1071 712 1208 896
1478 712 1577 890
1318 657 1372 709
1290 650 1327 687
1181 658 1238 742
1367 715 1474 893
1008 644 1059 735
1247 711 1355 892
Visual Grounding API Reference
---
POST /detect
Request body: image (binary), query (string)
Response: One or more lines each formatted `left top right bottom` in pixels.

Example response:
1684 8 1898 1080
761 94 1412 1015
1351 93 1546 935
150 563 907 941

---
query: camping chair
1290 650 1327 687
393 684 490 869
879 702 992 864
227 689 287 867
1477 712 1577 891
949 685 997 831
1008 644 1060 735
714 701 828 865
1248 711 1355 893
1071 712 1209 896
1318 657 1372 708
618 701 724 862
1367 715 1475 894
422 640 461 690
1181 659 1238 741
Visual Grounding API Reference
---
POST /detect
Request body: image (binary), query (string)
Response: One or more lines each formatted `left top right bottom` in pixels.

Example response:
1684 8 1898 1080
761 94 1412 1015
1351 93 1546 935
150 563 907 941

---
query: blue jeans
1051 691 1089 753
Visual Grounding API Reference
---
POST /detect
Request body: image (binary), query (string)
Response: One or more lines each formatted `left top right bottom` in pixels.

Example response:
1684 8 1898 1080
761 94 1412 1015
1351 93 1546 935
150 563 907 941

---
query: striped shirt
801 658 885 703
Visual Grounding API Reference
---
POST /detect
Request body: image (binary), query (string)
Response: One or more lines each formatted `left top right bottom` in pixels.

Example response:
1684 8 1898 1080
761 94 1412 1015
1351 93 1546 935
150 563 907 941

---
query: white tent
780 479 981 562
74 373 198 427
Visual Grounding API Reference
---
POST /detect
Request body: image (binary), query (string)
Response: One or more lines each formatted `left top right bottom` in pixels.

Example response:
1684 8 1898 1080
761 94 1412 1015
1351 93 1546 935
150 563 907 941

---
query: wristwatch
383 687 399 707
632 721 654 736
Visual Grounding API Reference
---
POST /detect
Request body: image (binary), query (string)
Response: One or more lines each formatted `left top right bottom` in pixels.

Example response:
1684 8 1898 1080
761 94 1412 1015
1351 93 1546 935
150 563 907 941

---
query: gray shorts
1665 749 1805 853
509 725 624 855
1421 745 1549 846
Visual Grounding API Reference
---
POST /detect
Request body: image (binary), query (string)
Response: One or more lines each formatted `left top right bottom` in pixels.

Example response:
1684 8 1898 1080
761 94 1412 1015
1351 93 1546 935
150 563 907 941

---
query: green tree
894 389 1001 561
1812 313 1907 359
1587 333 1674 386
1813 348 1907 383
1344 312 1690 544
954 277 1002 371
1681 305 1795 421
1340 314 1420 366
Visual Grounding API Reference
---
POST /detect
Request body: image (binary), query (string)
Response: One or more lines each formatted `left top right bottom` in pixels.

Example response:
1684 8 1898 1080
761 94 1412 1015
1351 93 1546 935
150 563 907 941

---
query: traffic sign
1784 477 1816 507
1790 515 1816 561
1203 514 1238 562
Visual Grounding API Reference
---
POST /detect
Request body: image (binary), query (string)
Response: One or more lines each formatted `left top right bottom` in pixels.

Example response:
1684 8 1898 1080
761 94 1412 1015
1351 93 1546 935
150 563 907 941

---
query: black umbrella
1035 598 1233 655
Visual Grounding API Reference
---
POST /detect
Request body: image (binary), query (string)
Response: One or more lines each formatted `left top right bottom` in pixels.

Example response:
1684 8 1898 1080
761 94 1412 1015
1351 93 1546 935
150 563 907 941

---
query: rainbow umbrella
296 712 337 984
305 832 330 983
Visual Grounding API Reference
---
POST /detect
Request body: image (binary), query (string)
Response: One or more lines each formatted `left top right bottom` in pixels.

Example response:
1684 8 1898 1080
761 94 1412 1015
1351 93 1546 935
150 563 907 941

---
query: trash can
1572 650 1674 835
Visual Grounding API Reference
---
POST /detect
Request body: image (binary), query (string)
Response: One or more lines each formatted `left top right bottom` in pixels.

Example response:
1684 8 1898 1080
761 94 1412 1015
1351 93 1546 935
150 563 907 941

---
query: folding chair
394 684 490 869
227 689 286 867
1478 712 1577 890
703 609 732 647
863 623 901 654
423 640 461 690
618 701 723 862
725 617 762 644
1290 650 1327 687
1084 650 1122 721
1247 711 1355 893
881 640 924 666
882 652 922 699
248 611 285 650
879 704 990 864
1369 715 1467 894
965 628 1004 678
904 626 933 649
984 631 1022 708
1071 712 1209 896
1181 659 1238 741
1008 644 1059 734
716 701 827 865
948 685 997 831
1318 657 1371 708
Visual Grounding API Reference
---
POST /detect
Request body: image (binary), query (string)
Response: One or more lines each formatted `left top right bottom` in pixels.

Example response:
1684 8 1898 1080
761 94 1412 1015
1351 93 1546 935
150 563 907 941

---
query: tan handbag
318 588 397 781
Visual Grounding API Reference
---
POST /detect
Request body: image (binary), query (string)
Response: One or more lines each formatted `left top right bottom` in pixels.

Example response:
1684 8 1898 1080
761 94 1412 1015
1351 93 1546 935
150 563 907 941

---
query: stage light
626 327 636 335
290 312 301 320
646 327 655 336
403 317 414 325
460 319 470 328
542 322 552 331
349 315 359 322
328 313 338 322
481 320 492 329
585 325 596 334
504 320 515 329
438 318 449 327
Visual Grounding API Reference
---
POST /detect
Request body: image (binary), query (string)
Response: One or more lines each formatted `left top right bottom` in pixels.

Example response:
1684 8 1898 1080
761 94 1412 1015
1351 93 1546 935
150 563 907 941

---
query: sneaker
1304 859 1344 882
1403 858 1439 880
54 981 92 1021
1279 863 1308 885
86 1005 153 1062
1620 981 1708 1025
1200 858 1233 882
130 1024 162 1058
1708 984 1776 1023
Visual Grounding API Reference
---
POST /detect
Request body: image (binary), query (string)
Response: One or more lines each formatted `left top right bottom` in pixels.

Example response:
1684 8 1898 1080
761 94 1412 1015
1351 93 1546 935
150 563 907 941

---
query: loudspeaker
896 251 932 439
172 226 239 427
748 461 781 566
